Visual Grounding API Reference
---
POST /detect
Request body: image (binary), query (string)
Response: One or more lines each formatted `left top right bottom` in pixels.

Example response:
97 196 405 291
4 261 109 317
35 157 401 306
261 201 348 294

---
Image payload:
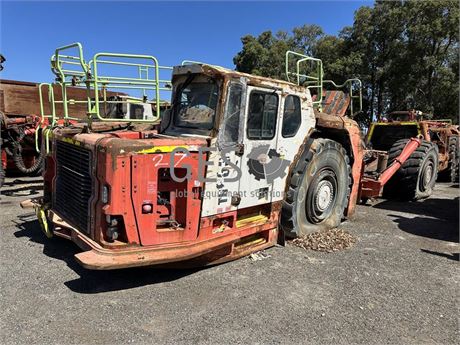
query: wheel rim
316 180 334 211
420 159 435 191
305 168 338 224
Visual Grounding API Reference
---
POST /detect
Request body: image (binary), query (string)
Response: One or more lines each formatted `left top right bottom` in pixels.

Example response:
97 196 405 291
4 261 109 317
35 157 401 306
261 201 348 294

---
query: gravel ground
0 177 458 345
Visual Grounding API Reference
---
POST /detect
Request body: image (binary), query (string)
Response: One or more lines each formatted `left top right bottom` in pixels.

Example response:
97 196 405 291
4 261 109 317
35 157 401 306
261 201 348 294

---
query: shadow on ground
1 184 43 197
1 177 43 197
374 196 459 261
14 213 201 294
3 177 42 187
374 197 459 242
420 249 459 261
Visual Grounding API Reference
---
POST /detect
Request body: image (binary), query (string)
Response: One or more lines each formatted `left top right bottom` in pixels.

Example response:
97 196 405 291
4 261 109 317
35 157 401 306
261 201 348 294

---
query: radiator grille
54 141 93 234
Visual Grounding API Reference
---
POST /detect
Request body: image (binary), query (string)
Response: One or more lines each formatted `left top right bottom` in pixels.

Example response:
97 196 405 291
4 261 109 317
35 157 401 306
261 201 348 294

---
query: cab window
247 91 278 140
221 83 243 144
282 95 301 137
173 80 219 130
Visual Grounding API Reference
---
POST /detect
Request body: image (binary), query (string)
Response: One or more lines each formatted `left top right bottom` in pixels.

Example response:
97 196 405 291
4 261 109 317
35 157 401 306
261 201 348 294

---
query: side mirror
160 109 171 132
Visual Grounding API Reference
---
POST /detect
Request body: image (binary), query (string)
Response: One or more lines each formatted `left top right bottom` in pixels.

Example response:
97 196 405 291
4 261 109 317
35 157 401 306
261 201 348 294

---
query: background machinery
0 79 111 187
0 48 170 188
366 110 459 196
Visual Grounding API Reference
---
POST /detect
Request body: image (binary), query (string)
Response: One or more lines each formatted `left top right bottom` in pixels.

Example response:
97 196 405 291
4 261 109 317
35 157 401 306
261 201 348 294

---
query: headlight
102 185 109 204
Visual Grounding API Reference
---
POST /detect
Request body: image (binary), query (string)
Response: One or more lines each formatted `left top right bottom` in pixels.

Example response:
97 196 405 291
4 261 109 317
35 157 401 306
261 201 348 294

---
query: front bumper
21 198 278 270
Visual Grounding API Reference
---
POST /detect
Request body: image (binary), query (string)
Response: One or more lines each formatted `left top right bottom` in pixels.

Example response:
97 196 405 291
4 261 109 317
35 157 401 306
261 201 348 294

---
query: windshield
173 80 219 129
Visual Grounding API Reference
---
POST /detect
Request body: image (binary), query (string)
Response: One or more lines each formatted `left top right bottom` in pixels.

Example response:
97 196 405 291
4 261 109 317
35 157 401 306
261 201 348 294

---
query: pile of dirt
290 229 357 252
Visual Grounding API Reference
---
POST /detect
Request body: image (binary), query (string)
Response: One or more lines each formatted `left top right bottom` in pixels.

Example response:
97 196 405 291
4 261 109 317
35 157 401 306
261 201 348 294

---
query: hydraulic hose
11 128 44 174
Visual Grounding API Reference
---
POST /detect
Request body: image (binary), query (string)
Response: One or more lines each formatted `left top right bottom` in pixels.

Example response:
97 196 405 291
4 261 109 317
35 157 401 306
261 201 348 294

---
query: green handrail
43 43 174 127
323 78 363 117
36 42 175 158
38 83 56 123
51 43 90 123
52 43 89 78
37 83 57 153
90 52 171 122
285 51 324 109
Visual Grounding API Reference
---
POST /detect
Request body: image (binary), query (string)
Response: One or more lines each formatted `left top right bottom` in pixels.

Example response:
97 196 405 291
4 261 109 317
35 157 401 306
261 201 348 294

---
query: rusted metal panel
0 79 125 118
0 89 4 112
0 79 48 116
315 111 346 129
321 90 351 117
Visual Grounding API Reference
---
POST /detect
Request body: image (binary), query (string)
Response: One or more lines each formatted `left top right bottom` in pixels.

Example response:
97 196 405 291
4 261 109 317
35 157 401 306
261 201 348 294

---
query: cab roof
172 63 308 94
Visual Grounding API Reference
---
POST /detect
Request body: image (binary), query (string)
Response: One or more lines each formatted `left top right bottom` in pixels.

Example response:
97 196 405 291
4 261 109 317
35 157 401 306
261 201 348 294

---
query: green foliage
233 0 459 125
233 25 324 80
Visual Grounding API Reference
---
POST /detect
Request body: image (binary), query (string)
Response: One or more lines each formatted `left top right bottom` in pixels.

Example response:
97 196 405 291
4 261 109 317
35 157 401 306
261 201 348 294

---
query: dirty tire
383 139 438 200
0 161 4 188
437 136 459 182
281 138 351 238
448 136 459 183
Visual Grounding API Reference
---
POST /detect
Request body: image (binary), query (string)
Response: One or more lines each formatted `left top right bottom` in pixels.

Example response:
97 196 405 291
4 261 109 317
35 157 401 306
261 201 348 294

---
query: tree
403 0 459 118
233 25 325 80
233 0 459 125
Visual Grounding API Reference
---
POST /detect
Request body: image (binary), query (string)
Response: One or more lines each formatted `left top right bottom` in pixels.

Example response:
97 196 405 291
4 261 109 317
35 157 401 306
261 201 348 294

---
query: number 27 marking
152 153 187 167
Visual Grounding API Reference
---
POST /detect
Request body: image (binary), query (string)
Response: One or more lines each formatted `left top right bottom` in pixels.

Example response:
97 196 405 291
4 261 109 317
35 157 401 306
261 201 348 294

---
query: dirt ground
0 177 458 345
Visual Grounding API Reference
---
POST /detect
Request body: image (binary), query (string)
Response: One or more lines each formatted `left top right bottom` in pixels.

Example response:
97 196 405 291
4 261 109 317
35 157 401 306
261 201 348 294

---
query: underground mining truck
22 44 428 269
366 110 458 198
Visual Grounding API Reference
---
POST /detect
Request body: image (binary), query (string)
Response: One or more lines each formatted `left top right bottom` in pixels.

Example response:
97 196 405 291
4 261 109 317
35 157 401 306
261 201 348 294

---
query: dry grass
290 229 357 252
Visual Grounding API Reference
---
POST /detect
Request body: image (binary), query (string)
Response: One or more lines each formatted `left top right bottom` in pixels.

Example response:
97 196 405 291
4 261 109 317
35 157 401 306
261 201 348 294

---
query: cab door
272 93 316 203
236 86 281 210
201 80 245 217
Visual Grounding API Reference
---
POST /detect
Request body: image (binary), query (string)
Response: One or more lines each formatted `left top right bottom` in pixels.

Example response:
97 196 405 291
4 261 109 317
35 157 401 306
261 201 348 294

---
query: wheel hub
424 165 433 185
421 162 434 190
315 180 334 212
305 167 339 224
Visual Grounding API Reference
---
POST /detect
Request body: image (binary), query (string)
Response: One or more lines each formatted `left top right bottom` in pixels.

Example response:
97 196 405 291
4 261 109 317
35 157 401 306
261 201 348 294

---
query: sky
0 0 371 83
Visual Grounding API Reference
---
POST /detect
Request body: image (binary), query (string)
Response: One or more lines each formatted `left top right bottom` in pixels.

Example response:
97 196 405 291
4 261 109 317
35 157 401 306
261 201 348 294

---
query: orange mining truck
22 44 436 269
366 110 459 191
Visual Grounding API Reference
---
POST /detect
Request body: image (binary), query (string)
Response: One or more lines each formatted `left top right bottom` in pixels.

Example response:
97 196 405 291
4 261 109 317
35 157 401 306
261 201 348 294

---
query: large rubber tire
281 138 351 238
437 136 459 182
0 160 4 188
383 139 438 200
448 136 459 183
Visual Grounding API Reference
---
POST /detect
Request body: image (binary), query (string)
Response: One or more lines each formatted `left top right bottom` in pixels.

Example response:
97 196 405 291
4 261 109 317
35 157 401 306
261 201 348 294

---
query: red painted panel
131 152 205 246
96 150 140 245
